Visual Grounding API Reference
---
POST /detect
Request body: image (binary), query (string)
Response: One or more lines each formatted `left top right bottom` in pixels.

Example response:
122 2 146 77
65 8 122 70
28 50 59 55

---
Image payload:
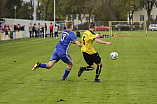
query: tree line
0 0 156 23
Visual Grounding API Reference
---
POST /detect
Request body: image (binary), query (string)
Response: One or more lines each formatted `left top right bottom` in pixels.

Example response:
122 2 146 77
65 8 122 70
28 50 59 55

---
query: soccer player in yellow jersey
78 22 112 82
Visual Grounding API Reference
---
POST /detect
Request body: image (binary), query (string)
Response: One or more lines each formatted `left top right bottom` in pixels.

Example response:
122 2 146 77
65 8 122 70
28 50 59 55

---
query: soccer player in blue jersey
32 21 82 81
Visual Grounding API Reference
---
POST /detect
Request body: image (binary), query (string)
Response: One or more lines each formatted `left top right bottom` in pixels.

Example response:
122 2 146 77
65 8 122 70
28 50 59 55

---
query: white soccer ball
110 52 118 60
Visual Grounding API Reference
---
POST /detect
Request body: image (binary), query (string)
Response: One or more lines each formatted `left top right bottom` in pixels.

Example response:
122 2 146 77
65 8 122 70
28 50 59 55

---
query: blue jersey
55 29 77 53
0 24 1 33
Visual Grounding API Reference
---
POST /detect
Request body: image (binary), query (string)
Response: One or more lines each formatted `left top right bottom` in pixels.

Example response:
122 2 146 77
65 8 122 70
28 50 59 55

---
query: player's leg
94 62 102 82
32 60 57 71
32 48 59 71
60 53 73 81
32 62 41 71
78 52 94 77
93 53 102 82
45 60 57 69
78 65 94 77
61 61 73 81
52 31 53 38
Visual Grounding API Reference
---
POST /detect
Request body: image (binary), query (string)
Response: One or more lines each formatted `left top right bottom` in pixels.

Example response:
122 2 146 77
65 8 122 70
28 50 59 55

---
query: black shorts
83 52 101 66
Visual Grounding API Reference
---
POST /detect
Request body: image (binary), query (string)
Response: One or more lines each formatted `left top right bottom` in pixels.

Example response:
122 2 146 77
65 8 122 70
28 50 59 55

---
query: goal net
109 21 147 37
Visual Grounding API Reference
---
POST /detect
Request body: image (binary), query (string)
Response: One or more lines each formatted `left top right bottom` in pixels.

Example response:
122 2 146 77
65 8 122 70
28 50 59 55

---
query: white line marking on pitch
125 32 131 35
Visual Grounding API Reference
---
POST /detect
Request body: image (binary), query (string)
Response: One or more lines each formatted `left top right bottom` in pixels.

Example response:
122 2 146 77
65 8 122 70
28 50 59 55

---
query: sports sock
82 66 93 71
39 63 47 68
95 65 102 79
62 68 71 79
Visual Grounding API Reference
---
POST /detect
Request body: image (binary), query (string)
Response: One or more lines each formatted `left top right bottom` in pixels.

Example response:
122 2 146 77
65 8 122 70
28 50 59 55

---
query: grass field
111 30 146 36
108 30 147 37
0 31 157 104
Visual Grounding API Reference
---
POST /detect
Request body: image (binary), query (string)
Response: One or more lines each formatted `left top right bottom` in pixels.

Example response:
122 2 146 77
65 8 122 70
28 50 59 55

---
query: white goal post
109 21 147 36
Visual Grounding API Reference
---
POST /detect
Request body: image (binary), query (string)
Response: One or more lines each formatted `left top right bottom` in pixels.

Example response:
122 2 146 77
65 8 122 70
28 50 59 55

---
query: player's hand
71 41 76 44
106 42 112 46
75 40 82 47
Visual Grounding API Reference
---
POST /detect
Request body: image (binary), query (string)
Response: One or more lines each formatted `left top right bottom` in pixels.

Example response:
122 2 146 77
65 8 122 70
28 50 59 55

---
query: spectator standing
54 24 58 38
0 23 1 30
35 24 38 37
32 24 36 37
44 23 47 37
17 24 21 31
37 23 40 37
10 24 14 39
40 25 43 37
0 23 2 40
5 24 10 35
2 24 6 31
29 23 33 38
96 33 103 38
42 25 44 37
49 23 54 38
21 25 25 31
14 24 17 31
0 23 1 29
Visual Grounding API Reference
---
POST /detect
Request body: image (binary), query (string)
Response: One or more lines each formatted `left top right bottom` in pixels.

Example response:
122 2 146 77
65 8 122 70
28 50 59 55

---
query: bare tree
140 0 156 20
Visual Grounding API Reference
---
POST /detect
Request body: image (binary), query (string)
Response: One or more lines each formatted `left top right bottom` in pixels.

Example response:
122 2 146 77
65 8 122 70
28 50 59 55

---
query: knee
98 62 102 66
67 62 74 69
70 62 74 67
46 64 52 69
46 66 51 69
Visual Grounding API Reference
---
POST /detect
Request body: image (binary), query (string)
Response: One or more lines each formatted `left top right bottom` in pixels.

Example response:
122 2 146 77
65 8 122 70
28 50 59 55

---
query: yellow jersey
81 30 96 55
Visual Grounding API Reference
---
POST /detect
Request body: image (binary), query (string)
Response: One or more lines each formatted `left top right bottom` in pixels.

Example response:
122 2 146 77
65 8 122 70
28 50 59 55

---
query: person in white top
53 24 58 38
96 33 103 38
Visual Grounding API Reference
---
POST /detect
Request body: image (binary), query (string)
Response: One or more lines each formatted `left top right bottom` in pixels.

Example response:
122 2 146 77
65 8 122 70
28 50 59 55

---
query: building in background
133 2 157 21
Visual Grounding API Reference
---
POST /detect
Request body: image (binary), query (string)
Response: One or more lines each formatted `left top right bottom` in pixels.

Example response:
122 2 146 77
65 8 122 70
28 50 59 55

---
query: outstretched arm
72 40 82 47
94 38 112 46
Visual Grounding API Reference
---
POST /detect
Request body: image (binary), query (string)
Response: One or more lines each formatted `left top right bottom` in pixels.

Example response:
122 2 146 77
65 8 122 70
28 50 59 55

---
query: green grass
0 31 157 104
111 30 147 36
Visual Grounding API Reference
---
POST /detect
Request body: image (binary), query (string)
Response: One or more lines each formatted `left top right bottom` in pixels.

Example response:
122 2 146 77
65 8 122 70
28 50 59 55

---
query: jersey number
61 34 66 41
83 36 85 45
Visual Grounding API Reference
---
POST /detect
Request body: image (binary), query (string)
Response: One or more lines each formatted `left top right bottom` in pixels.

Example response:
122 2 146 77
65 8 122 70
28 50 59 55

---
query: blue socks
62 68 71 79
39 63 47 68
39 64 71 79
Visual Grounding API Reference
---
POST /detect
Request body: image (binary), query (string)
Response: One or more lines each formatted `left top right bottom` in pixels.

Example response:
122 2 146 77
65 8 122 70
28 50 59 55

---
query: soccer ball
110 52 118 60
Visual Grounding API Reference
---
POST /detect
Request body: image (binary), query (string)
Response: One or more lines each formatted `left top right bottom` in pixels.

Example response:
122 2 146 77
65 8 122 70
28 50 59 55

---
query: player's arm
94 38 112 46
71 41 76 44
72 40 82 47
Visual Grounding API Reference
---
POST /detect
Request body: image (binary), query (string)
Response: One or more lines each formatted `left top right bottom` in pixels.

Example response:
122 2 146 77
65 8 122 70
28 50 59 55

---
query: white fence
0 31 27 41
3 18 56 35
0 18 66 41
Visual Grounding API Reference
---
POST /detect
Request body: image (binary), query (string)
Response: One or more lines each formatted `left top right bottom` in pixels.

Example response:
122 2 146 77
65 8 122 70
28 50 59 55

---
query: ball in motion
110 52 118 60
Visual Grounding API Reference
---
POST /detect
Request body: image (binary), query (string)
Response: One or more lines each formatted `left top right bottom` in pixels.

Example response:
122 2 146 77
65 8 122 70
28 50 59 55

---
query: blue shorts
50 48 72 63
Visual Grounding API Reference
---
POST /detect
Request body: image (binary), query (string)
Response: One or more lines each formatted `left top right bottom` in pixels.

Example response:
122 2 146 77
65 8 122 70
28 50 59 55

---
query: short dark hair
89 22 95 28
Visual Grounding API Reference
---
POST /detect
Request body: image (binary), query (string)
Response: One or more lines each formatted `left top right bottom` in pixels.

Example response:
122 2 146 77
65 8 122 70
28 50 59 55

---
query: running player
32 21 82 81
78 22 112 82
